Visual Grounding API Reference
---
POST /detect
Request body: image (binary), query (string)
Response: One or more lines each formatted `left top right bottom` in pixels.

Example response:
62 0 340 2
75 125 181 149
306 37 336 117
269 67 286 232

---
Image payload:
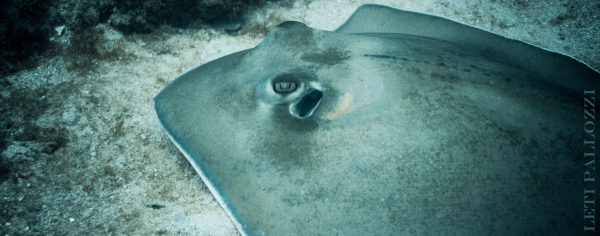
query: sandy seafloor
0 0 599 235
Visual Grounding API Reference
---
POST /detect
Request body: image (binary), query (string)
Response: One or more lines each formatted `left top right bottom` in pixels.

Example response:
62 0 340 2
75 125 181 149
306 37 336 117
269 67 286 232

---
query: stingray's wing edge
335 3 600 92
153 98 251 236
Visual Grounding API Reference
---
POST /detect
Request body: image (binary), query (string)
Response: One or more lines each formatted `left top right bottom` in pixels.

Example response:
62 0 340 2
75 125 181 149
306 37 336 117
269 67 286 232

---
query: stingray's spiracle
291 90 323 118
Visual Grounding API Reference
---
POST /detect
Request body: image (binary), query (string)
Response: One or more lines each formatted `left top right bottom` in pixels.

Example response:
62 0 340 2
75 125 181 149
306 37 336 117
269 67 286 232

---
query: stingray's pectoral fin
291 90 323 118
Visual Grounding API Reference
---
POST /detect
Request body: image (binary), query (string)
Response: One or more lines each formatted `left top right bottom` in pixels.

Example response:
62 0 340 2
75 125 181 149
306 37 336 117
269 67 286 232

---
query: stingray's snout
291 90 323 118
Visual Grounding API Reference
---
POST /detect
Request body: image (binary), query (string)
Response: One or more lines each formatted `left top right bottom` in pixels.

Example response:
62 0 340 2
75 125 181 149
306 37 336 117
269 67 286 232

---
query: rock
55 26 65 36
222 22 243 33
1 143 34 162
44 142 59 154
62 111 80 126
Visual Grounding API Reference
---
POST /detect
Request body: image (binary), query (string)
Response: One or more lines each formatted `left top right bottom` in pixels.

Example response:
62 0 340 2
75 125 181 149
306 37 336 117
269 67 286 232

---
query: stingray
154 4 600 235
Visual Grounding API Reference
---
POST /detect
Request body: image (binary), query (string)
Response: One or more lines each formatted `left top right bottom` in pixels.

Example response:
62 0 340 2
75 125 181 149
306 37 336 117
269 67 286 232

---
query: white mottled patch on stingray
321 93 354 120
321 90 372 120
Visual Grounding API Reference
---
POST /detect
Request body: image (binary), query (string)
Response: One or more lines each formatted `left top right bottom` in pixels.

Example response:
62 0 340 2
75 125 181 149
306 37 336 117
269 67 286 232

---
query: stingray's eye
273 82 298 94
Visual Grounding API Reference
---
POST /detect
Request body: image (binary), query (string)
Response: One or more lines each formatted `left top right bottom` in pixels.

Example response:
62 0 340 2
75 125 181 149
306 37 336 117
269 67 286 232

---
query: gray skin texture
154 4 600 236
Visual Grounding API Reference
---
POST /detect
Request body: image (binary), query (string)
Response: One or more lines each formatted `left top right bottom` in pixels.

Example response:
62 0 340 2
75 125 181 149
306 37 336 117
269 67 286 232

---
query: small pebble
55 26 65 36
69 218 75 222
44 142 59 154
5 222 10 226
62 111 80 126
